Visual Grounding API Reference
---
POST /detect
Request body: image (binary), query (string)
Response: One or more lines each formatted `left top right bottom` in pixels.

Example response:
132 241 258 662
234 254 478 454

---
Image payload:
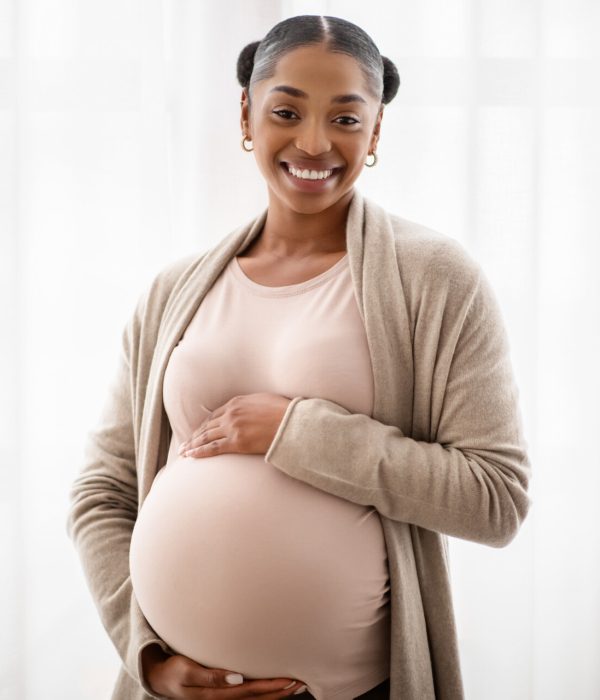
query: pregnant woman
66 14 532 700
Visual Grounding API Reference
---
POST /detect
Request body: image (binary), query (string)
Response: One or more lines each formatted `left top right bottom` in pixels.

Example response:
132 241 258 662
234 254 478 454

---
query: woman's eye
335 116 359 125
272 109 297 120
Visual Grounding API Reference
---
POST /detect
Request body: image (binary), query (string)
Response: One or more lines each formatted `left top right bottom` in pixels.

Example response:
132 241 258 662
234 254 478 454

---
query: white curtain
2 1 598 698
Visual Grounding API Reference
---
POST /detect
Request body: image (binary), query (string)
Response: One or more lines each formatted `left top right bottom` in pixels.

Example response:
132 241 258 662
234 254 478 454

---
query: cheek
348 149 368 169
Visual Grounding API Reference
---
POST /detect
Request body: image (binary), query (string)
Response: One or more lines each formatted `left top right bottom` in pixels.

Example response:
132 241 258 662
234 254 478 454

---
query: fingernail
294 685 307 694
225 673 244 685
282 681 296 689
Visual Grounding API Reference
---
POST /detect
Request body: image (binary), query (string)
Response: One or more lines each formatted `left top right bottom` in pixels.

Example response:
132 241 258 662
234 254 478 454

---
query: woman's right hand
141 644 307 699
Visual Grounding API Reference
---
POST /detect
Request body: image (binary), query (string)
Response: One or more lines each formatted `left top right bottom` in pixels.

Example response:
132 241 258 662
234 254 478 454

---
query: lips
280 161 342 191
281 162 338 179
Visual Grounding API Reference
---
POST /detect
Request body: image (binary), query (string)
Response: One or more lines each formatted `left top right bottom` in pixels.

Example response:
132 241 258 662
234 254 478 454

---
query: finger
181 425 223 455
246 680 308 698
184 437 227 458
173 655 298 692
178 663 305 698
190 678 306 699
188 417 215 443
185 426 222 451
172 658 249 690
179 428 217 454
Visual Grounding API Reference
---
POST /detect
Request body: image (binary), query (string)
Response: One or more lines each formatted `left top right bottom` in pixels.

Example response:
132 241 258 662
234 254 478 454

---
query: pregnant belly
129 453 391 700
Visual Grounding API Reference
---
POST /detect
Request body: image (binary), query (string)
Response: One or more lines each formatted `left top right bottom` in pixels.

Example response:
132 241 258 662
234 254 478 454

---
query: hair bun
236 41 261 88
381 55 400 104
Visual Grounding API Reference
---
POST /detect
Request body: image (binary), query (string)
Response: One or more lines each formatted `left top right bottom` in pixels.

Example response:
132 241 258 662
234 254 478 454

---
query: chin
267 180 356 214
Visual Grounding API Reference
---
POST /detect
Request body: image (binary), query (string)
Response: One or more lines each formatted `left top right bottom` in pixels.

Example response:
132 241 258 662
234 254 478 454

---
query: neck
250 188 355 259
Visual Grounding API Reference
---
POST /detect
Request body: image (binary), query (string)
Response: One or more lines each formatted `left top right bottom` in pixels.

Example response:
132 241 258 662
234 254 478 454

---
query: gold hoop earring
241 136 254 152
365 152 377 167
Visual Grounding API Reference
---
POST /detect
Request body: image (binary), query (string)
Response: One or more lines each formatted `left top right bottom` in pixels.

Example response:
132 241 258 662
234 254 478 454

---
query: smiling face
240 43 384 216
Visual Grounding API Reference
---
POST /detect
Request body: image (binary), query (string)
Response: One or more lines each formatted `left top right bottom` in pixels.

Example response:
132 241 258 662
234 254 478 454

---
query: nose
294 117 332 156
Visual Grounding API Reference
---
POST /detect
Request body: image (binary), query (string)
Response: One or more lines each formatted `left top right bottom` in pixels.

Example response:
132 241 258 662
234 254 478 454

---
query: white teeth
286 164 334 180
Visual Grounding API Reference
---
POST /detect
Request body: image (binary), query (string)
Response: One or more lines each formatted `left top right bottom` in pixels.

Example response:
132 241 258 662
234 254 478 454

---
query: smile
280 162 342 191
286 163 335 180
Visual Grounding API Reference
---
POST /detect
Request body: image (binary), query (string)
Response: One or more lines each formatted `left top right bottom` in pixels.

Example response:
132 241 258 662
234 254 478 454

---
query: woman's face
240 44 384 215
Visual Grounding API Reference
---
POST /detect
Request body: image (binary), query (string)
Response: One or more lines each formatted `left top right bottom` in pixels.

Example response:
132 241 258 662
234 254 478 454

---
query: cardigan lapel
357 194 415 435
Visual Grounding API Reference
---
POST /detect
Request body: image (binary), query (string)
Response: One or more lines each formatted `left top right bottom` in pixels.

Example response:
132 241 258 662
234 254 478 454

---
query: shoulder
362 195 487 325
388 211 480 287
131 249 210 332
363 196 481 291
376 209 484 317
384 211 505 336
149 250 208 301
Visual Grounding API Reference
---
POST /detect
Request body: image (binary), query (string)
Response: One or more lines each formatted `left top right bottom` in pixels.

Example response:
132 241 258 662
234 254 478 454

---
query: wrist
141 643 168 674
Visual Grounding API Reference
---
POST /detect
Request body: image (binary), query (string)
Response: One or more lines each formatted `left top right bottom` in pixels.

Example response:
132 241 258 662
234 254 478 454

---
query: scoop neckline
230 252 349 297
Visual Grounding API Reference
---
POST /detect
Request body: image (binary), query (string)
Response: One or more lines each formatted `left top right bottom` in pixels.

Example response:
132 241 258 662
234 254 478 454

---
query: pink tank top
130 252 391 699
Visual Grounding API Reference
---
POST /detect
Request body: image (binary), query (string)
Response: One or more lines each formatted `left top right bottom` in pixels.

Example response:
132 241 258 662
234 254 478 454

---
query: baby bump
129 453 391 698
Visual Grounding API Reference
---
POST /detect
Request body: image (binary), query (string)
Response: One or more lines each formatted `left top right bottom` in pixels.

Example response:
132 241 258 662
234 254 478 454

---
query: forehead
261 45 369 97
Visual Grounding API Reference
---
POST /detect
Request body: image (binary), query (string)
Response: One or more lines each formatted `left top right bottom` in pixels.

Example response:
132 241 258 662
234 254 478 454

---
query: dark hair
236 15 400 109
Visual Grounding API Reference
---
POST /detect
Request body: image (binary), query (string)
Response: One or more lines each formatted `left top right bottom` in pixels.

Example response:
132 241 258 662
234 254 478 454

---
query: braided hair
236 15 400 109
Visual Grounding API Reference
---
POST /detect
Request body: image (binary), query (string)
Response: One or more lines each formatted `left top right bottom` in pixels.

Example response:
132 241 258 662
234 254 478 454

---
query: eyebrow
268 84 367 105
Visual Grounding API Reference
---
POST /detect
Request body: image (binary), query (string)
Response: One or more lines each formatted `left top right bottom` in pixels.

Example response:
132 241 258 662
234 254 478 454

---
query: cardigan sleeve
65 289 171 700
264 266 532 548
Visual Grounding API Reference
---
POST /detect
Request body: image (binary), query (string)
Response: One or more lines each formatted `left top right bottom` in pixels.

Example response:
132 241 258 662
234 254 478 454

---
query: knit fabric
66 188 532 700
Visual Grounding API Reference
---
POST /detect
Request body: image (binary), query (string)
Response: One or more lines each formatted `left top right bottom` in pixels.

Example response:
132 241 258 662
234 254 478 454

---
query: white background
1 1 599 698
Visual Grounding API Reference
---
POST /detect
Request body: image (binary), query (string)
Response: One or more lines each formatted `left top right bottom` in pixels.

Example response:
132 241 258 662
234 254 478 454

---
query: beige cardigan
66 188 532 700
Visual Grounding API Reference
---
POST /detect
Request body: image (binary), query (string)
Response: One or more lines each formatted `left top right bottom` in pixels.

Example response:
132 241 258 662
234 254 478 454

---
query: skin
141 643 306 699
145 44 386 699
239 43 384 267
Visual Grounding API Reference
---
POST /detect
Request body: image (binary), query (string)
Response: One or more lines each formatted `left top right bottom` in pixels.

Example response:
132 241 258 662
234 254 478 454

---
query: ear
370 105 384 152
240 89 251 137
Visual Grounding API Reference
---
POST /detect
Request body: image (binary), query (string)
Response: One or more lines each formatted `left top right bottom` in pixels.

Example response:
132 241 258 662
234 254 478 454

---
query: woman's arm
265 269 532 548
65 290 170 700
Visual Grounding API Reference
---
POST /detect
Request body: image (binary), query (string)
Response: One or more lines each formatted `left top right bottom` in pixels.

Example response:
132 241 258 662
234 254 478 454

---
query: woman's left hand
178 393 292 458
